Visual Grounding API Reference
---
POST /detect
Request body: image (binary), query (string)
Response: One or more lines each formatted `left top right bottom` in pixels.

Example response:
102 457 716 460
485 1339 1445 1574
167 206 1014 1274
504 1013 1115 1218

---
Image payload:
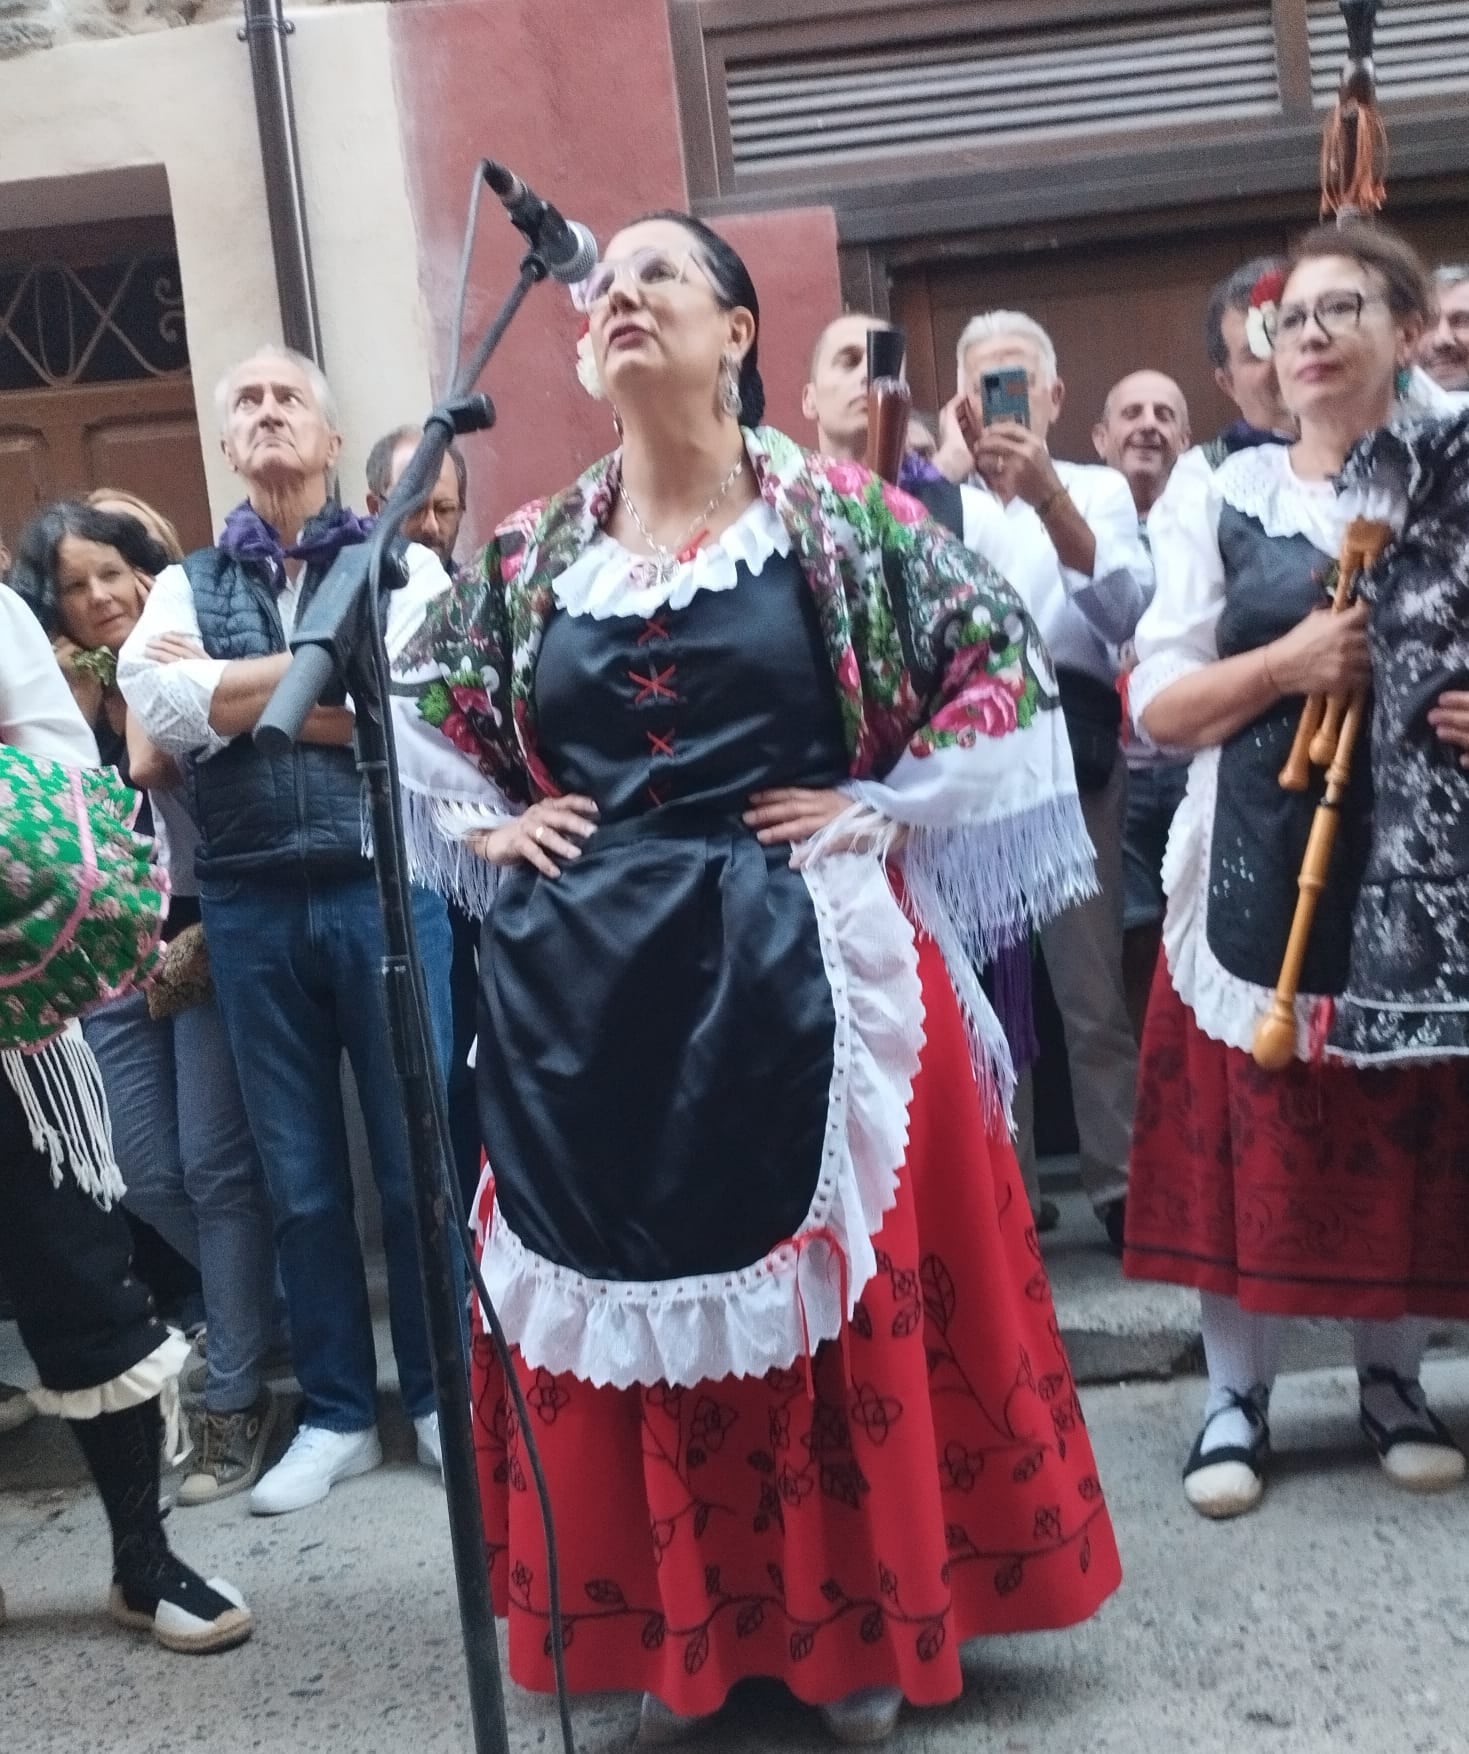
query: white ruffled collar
1215 443 1349 554
551 496 792 620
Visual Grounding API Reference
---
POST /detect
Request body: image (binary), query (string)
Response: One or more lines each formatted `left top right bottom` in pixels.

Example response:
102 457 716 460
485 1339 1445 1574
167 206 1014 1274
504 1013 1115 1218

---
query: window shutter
726 7 1279 178
1309 0 1469 105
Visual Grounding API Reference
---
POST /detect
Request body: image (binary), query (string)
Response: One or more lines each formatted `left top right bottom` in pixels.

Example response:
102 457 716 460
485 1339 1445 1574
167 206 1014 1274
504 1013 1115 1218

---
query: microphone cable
365 151 592 1752
359 565 578 1754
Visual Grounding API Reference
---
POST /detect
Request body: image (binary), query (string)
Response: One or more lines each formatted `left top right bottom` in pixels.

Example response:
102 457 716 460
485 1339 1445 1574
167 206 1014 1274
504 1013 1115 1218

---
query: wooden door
892 193 1469 464
0 377 213 553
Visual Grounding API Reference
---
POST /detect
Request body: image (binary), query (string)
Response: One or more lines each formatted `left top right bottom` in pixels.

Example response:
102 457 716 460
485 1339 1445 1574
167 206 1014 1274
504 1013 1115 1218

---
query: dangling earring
1394 363 1413 399
612 406 624 439
719 352 743 421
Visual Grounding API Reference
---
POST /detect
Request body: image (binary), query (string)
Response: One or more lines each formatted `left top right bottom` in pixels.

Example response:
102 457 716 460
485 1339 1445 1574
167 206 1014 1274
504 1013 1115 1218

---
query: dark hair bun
739 362 766 428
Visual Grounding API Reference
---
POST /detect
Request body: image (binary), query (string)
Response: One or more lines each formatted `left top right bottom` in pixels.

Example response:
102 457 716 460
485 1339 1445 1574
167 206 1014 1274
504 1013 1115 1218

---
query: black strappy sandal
1183 1387 1270 1520
1358 1367 1466 1493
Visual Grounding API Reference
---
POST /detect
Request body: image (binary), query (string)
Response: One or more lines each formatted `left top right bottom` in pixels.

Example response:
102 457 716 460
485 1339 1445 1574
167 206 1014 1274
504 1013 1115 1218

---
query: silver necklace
618 456 747 585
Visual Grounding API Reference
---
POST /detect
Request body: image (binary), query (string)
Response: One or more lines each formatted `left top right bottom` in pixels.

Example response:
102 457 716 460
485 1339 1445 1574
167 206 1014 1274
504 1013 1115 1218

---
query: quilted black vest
181 546 371 880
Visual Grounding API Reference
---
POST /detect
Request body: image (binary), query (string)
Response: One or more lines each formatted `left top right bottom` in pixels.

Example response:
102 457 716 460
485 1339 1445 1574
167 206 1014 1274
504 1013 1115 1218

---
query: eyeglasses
1267 290 1386 349
572 248 703 313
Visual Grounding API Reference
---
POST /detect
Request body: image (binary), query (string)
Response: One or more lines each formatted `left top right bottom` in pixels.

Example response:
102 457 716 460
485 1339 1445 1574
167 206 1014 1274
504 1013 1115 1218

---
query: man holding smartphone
803 310 1026 567
942 310 1151 1251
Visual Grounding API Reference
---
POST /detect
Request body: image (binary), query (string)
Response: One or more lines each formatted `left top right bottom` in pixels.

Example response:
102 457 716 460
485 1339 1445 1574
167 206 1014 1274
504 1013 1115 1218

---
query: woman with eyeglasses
394 210 1120 1744
1123 222 1469 1520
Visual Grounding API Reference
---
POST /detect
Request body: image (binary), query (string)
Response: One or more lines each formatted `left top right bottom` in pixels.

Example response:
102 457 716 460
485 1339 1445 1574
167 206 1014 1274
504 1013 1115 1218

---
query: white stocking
1353 1316 1436 1430
1199 1291 1285 1453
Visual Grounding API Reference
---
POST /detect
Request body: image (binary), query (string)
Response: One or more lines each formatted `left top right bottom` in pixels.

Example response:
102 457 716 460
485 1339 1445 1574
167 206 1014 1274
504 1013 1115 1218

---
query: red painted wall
387 0 687 539
713 207 843 445
388 0 841 539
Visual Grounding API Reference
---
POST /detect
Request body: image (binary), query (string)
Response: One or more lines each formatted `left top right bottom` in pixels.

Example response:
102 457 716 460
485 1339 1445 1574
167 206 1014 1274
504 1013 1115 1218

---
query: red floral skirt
1123 966 1469 1319
470 933 1121 1712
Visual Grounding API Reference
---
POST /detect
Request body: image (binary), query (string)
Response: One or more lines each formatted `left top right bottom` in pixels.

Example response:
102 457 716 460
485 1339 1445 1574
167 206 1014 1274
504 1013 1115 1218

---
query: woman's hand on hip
1428 691 1469 767
744 787 852 861
468 795 598 879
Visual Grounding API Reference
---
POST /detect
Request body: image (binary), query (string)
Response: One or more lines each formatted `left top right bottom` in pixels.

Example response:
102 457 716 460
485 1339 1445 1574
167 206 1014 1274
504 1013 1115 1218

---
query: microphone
481 161 597 285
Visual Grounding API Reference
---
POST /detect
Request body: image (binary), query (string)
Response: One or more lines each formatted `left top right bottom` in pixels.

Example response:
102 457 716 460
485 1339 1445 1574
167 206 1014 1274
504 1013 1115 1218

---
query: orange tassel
1320 99 1389 218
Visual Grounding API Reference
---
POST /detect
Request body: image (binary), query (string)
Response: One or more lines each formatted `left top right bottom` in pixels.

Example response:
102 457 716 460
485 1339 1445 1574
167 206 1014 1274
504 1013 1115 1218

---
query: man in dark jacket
119 346 454 1516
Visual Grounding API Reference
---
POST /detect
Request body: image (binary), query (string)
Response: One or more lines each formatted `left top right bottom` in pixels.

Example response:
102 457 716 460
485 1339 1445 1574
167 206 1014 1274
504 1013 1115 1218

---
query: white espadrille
109 1573 253 1654
1182 1391 1269 1521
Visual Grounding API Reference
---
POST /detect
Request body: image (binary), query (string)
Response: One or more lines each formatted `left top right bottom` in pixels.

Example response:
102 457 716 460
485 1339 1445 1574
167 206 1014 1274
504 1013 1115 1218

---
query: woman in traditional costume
1326 404 1469 1063
9 500 279 1506
0 582 252 1651
1123 223 1469 1520
393 212 1121 1744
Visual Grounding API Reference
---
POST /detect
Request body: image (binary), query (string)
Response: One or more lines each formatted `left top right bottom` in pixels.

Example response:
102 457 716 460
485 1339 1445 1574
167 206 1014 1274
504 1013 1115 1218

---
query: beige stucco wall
0 0 362 61
0 4 433 519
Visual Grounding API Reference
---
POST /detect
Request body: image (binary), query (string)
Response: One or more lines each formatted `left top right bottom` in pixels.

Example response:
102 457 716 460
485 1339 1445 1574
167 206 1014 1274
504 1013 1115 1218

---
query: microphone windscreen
549 221 599 287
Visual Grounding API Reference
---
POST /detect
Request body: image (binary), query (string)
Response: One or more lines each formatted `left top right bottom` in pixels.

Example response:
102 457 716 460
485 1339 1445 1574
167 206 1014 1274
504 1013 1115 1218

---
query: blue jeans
200 870 452 1431
83 988 276 1413
1122 759 1191 933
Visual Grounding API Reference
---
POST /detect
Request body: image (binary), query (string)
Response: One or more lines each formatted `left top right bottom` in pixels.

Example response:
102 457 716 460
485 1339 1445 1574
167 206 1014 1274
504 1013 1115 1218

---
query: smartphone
978 367 1031 429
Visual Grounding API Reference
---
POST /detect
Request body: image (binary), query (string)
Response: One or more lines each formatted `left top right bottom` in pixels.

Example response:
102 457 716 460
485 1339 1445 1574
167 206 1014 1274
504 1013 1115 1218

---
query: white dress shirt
0 584 99 766
119 539 453 760
963 460 1152 685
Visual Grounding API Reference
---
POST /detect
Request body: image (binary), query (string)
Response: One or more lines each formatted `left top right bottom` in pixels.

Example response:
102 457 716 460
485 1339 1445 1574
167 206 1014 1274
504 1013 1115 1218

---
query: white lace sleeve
1130 448 1225 740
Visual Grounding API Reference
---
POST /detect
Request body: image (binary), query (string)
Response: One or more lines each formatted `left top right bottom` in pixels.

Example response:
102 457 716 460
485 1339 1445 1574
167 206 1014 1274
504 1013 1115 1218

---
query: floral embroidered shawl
393 426 1095 1095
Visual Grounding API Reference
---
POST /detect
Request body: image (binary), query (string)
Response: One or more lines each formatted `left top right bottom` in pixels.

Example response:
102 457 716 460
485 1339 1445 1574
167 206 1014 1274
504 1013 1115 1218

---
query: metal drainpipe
239 0 325 367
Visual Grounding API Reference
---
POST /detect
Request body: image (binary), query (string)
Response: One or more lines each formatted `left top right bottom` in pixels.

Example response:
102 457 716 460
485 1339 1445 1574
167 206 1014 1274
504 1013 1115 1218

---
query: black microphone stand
254 246 555 1754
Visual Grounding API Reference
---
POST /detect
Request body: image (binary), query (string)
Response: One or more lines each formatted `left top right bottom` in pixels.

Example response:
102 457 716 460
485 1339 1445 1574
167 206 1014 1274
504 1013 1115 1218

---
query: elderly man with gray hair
119 345 455 1515
1419 264 1469 394
940 311 1151 1249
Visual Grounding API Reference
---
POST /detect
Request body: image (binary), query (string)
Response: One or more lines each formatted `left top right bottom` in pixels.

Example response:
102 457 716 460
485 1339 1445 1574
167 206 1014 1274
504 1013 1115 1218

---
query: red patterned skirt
1124 966 1469 1319
469 933 1121 1713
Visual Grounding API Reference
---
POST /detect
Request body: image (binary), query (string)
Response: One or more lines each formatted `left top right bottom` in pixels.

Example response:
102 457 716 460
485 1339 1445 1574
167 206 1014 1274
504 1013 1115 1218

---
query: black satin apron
477 549 854 1283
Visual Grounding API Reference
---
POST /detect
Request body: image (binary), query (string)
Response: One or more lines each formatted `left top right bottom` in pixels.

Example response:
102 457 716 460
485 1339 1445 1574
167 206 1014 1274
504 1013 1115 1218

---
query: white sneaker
249 1424 381 1516
0 1382 35 1435
414 1412 443 1479
637 1693 716 1745
819 1686 903 1745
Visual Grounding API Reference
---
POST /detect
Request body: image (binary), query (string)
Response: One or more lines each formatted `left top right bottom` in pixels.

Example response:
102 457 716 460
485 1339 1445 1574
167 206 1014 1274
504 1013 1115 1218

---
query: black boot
67 1397 253 1653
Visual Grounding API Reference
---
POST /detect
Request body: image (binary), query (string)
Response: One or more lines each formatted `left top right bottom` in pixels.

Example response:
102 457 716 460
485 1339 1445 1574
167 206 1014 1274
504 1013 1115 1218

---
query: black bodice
533 547 848 823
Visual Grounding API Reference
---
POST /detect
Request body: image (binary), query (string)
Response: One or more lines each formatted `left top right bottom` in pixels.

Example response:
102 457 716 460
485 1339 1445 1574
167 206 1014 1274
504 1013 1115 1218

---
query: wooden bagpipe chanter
1250 518 1390 1069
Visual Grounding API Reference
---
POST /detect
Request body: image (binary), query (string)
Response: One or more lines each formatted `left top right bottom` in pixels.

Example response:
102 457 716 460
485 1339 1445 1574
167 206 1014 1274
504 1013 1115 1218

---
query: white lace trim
1214 445 1349 554
469 851 925 1389
794 799 1017 1126
29 1328 192 1464
1128 652 1206 751
551 498 792 621
1160 745 1317 1059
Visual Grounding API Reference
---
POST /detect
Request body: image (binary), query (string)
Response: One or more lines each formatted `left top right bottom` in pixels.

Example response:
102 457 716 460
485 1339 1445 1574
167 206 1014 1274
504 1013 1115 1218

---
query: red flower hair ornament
1245 267 1288 362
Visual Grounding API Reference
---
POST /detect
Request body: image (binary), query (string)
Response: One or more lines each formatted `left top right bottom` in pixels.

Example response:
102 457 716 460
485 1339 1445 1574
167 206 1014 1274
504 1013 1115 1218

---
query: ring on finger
534 825 546 846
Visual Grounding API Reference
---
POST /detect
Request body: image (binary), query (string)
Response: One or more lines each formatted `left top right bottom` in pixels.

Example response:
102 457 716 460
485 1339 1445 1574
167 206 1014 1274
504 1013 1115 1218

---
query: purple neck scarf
1218 418 1290 456
897 451 945 492
219 499 372 584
